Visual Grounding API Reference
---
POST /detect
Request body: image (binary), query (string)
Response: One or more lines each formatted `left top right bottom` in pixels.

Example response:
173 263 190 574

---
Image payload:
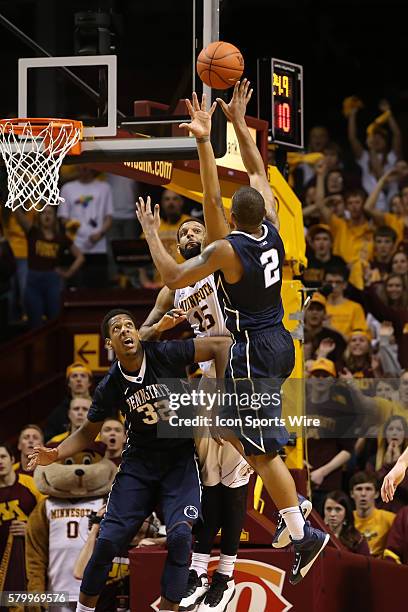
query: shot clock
257 57 304 149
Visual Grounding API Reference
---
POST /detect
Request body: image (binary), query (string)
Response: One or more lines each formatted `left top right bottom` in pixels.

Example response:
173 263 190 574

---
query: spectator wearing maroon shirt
14 207 84 328
305 358 357 514
369 226 398 281
365 274 408 368
384 505 408 564
0 443 43 592
323 490 370 555
303 224 347 288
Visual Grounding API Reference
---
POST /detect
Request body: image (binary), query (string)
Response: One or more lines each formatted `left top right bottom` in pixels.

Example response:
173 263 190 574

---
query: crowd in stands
2 95 408 604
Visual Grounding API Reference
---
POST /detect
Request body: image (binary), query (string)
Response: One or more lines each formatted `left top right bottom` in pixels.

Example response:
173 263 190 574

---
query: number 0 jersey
87 340 195 453
174 274 228 374
215 219 285 334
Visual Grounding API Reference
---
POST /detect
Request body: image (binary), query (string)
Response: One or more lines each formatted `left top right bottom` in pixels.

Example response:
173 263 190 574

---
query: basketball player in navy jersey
140 219 252 611
137 81 329 588
28 309 230 612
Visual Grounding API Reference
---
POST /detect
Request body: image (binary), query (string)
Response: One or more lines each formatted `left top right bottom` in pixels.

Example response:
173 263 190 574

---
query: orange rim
0 117 83 154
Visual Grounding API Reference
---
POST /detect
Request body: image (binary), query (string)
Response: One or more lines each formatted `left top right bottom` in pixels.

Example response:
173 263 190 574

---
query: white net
0 119 81 212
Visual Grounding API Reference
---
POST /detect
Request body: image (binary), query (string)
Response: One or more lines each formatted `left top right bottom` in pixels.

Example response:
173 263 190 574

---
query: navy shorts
222 324 295 456
99 442 201 549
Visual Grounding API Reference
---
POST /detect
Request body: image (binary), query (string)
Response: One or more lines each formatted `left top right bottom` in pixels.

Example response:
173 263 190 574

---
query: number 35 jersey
87 340 195 453
215 219 285 334
174 275 228 374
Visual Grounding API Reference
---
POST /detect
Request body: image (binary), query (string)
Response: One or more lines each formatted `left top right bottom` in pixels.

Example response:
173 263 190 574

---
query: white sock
76 604 95 612
280 505 305 541
190 552 210 576
217 553 236 577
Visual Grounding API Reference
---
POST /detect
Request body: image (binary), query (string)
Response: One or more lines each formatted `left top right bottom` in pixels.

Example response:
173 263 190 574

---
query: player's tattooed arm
179 92 230 243
139 286 186 340
217 79 279 231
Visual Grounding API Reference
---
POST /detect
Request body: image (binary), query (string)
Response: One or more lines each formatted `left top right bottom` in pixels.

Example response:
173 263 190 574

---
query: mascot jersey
87 339 195 452
47 497 104 600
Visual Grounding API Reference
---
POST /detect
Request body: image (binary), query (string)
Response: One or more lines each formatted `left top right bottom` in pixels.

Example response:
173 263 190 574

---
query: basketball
197 41 244 89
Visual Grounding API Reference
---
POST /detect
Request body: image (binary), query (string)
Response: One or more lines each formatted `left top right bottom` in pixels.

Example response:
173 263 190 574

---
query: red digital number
277 103 291 133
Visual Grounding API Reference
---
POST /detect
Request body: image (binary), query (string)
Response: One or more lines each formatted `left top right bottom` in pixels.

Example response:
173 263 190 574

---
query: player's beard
180 243 202 259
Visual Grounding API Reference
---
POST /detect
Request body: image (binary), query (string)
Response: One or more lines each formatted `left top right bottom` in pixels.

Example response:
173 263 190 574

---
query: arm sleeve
26 500 49 593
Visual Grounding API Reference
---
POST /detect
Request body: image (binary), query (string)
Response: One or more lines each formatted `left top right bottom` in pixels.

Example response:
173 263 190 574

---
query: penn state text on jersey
87 340 195 452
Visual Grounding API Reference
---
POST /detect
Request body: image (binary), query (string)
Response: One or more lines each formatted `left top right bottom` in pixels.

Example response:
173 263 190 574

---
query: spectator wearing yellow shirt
364 169 408 250
350 471 395 557
315 159 374 268
324 266 368 338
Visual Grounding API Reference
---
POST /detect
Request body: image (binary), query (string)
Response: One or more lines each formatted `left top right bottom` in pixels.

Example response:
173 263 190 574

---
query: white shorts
194 366 253 488
195 436 253 488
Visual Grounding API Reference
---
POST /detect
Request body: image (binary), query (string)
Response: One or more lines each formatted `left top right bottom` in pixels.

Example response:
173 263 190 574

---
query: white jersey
174 274 229 374
46 497 104 601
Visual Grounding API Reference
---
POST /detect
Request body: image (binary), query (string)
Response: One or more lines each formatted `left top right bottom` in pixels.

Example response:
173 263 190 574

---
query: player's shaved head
231 186 265 228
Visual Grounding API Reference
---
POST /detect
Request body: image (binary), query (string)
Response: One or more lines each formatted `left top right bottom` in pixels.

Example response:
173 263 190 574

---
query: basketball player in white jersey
140 219 252 611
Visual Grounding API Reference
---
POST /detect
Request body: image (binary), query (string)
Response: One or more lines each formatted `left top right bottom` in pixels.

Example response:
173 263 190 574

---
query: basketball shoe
289 521 330 585
179 570 209 611
272 494 313 548
198 572 235 611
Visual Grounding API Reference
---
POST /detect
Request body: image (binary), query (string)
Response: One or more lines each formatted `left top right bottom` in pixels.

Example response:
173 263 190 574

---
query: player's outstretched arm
179 92 230 243
139 286 185 340
136 196 235 288
381 446 408 503
27 419 102 470
217 79 279 230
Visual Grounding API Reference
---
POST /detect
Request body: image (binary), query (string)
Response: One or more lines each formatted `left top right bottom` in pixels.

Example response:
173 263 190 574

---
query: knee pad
166 522 192 567
92 537 118 565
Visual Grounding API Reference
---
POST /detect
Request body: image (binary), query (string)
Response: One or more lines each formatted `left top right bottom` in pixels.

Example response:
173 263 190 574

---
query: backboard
6 0 225 163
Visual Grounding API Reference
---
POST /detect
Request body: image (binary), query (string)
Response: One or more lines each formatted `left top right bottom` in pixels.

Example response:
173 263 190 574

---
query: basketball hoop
0 118 83 212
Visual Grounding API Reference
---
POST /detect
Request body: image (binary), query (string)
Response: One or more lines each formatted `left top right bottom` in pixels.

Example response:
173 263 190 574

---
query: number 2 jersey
174 274 229 375
87 339 195 453
215 219 285 334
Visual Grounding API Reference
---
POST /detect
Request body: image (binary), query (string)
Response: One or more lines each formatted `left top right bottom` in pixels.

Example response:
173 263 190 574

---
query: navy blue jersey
215 219 285 334
87 340 195 452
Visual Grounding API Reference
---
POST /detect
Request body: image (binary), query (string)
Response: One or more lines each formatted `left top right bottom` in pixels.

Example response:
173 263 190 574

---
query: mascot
25 443 116 612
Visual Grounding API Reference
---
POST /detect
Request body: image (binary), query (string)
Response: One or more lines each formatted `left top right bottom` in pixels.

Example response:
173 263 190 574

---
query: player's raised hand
27 445 59 470
216 78 253 123
156 309 187 333
179 92 217 140
381 461 407 503
136 196 160 235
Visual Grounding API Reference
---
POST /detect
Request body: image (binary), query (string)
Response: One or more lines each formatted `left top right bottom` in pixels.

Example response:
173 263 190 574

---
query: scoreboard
257 57 304 150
